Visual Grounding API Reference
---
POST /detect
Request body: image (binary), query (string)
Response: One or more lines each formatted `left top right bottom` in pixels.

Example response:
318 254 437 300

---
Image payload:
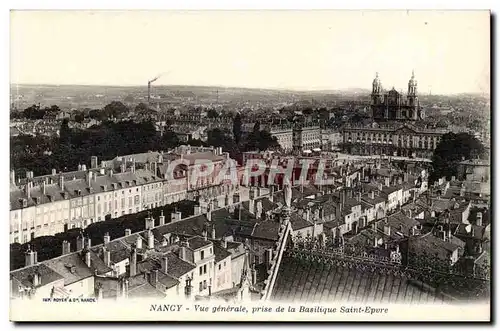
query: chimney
136 236 142 249
147 230 154 249
97 285 103 300
103 232 110 245
59 175 64 190
179 246 186 261
256 201 263 219
42 181 47 195
249 198 255 216
85 250 91 268
356 192 361 202
82 164 87 171
384 177 390 187
103 247 111 267
161 256 168 274
76 235 85 251
145 216 154 230
194 205 202 215
25 181 32 199
476 212 483 226
52 169 57 175
206 209 212 222
85 238 92 250
439 231 446 241
25 246 37 267
370 191 375 200
86 171 92 186
125 228 132 236
10 170 15 185
384 225 391 236
270 185 275 202
211 226 216 239
222 237 228 249
130 248 137 277
149 270 159 288
32 272 41 287
159 211 166 226
91 156 98 169
373 237 378 248
109 169 113 177
62 240 71 255
172 211 182 222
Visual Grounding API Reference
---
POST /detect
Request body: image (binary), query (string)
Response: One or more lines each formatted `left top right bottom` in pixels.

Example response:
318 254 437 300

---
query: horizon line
9 82 489 97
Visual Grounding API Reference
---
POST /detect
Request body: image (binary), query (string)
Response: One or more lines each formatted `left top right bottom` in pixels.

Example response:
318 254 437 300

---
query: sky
10 10 490 94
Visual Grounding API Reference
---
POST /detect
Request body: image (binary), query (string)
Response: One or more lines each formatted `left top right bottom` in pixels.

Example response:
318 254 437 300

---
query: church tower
371 72 383 105
407 70 418 119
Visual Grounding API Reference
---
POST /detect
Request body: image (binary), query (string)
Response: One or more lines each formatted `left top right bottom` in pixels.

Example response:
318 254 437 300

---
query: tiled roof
271 255 448 303
11 264 64 288
42 252 94 286
187 236 212 250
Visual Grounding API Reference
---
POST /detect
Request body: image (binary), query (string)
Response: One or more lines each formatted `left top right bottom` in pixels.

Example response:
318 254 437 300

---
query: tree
135 103 149 113
74 112 85 123
103 101 129 119
59 119 71 145
207 109 219 119
23 104 45 120
233 113 242 144
430 132 486 183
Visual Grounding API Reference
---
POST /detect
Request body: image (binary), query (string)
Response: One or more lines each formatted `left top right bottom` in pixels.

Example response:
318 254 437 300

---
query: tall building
341 71 445 158
371 71 424 121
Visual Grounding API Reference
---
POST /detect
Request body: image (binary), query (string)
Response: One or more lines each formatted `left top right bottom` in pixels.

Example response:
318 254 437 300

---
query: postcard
9 10 491 322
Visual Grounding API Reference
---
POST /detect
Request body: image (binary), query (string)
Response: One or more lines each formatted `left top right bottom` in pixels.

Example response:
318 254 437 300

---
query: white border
2 1 497 331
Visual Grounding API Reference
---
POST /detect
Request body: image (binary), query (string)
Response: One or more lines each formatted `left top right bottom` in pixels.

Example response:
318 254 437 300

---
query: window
200 250 205 260
223 261 226 267
203 265 207 274
218 264 221 271
199 282 203 293
199 266 203 276
203 280 207 289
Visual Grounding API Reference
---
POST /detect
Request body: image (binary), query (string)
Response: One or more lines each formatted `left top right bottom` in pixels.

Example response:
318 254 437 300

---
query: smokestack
148 81 151 106
130 248 137 277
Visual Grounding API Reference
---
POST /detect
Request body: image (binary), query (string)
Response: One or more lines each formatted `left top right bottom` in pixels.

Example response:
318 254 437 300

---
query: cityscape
9 10 490 321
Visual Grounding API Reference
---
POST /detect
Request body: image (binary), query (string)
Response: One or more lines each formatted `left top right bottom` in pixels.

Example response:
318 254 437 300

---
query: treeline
10 102 280 178
430 132 486 183
10 200 196 270
11 120 184 177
